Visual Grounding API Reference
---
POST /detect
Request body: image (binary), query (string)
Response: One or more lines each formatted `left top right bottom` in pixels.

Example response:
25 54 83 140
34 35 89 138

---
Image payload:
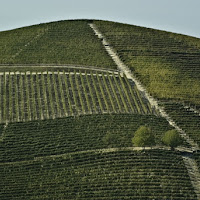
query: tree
132 126 155 148
162 130 183 150
102 132 121 148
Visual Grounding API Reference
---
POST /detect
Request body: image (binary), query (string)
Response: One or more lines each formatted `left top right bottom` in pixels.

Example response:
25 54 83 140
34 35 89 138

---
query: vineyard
0 69 155 123
0 19 199 199
162 102 200 145
194 152 200 170
94 20 200 106
0 113 174 162
0 20 116 69
0 150 197 199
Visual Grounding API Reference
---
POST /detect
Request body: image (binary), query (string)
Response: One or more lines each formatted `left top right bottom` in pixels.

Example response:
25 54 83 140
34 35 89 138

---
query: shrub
162 130 183 150
132 126 155 148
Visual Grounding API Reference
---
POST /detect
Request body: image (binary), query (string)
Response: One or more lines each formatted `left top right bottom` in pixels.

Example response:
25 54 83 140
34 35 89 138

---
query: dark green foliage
102 132 121 147
0 150 196 199
132 126 155 148
0 71 154 123
0 114 172 162
162 130 183 150
0 20 116 69
94 20 200 106
163 102 200 145
194 151 200 171
0 124 5 138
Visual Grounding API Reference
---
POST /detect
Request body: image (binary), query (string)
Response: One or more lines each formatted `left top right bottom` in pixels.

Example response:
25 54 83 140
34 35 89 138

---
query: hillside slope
94 20 200 106
0 20 115 68
0 19 199 199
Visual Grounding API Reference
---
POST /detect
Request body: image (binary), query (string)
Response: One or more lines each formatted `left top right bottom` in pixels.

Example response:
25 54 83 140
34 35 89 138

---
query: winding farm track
0 146 196 165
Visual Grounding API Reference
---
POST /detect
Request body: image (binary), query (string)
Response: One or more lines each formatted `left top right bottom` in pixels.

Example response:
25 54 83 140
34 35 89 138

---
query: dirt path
0 145 194 165
182 154 200 199
0 64 120 75
89 23 199 151
0 71 121 77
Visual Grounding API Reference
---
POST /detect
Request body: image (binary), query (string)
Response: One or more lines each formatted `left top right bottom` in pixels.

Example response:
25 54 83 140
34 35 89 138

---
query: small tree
132 126 155 149
162 130 183 150
102 132 121 148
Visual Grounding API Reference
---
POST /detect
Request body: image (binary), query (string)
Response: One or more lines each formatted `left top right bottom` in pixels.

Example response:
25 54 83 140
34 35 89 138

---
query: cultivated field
0 19 199 199
0 150 196 200
94 20 200 106
0 69 154 123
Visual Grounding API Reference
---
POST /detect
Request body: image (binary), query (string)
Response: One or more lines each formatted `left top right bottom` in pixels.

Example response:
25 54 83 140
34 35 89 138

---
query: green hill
94 20 200 106
0 19 199 199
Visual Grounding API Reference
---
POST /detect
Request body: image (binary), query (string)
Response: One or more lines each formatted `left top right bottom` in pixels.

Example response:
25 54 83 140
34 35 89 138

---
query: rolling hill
0 19 199 199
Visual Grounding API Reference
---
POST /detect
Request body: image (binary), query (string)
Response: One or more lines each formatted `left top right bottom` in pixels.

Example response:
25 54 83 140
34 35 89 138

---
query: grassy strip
63 72 73 116
35 72 43 120
41 72 49 119
85 72 97 113
123 74 142 113
19 73 25 121
96 73 109 111
52 71 61 117
30 72 37 120
118 73 135 113
0 75 1 123
74 72 86 114
102 73 116 113
107 72 122 112
14 73 19 122
8 72 13 122
24 72 31 121
69 73 79 115
47 72 55 118
90 71 104 112
3 73 7 123
79 71 91 114
134 85 148 114
57 71 67 116
112 73 129 112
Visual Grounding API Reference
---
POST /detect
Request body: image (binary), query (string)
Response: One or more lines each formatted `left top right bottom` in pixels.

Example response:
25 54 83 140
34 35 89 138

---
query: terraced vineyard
162 102 200 145
0 69 154 123
94 20 200 106
0 20 116 69
194 152 200 170
0 114 173 162
0 150 197 200
0 19 199 199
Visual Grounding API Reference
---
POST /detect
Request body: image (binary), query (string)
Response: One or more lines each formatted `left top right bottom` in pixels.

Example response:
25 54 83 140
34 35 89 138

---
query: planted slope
0 20 116 68
94 20 200 106
162 102 200 145
0 70 154 123
0 114 173 162
0 150 196 200
194 152 200 170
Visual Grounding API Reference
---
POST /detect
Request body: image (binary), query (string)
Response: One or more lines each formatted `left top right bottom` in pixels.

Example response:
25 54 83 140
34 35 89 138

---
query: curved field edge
0 149 197 200
0 113 189 163
0 70 155 124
